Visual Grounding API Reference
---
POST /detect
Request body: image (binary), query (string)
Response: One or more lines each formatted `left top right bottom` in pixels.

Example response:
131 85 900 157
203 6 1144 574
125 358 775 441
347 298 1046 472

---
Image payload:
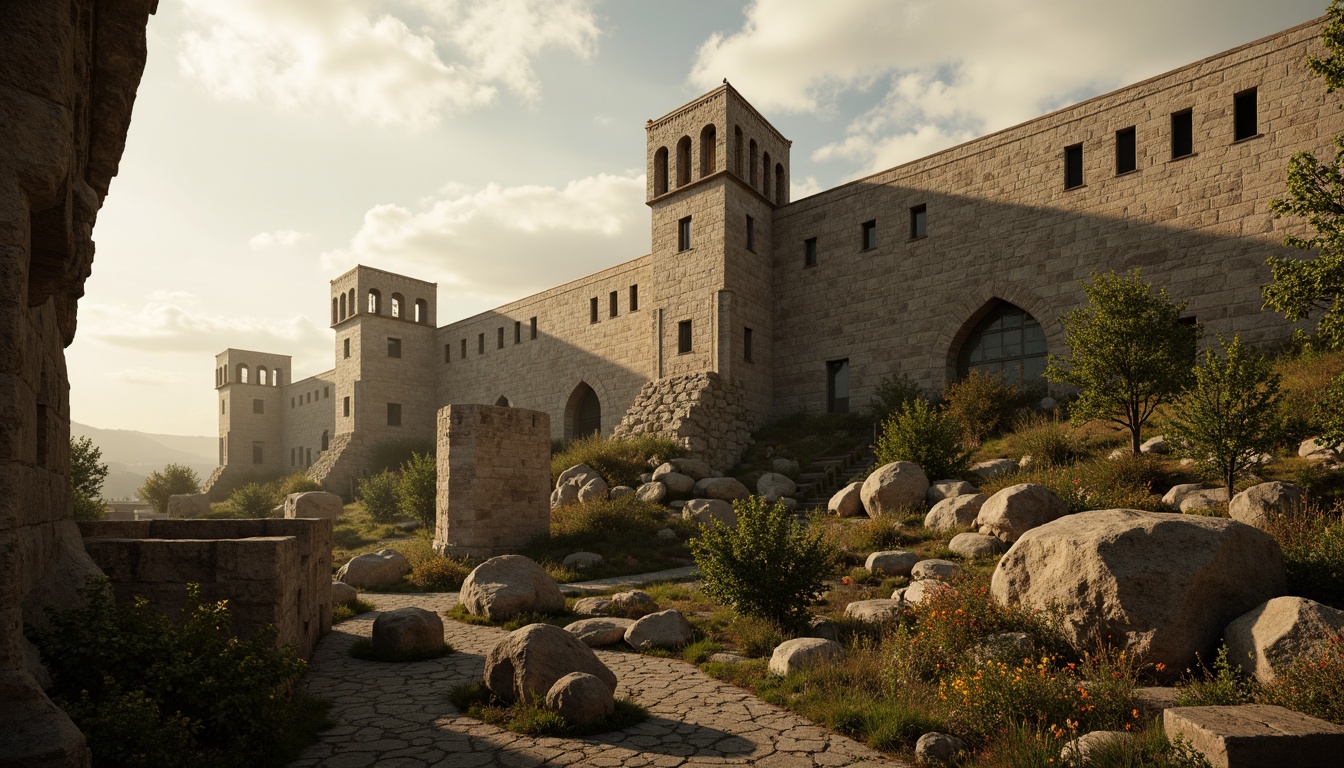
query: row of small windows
652 124 786 205
332 288 431 325
443 316 539 364
218 364 283 387
799 205 928 268
1063 87 1259 190
290 386 330 409
289 432 329 468
590 285 640 324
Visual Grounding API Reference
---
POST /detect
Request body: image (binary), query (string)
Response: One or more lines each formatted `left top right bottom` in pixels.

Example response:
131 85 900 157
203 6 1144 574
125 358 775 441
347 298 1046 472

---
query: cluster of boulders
842 547 964 624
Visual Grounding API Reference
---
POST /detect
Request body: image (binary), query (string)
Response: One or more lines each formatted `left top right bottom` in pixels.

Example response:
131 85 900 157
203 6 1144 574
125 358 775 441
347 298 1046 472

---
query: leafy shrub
549 434 686 488
274 473 323 498
943 370 1023 446
1261 632 1344 724
1009 411 1086 468
550 494 668 540
868 373 929 425
138 463 202 514
690 496 837 629
368 438 434 474
1264 502 1344 608
72 436 110 521
396 452 437 530
228 482 277 518
357 470 400 523
30 580 311 765
873 398 972 480
1319 371 1344 452
406 555 469 591
1174 645 1257 707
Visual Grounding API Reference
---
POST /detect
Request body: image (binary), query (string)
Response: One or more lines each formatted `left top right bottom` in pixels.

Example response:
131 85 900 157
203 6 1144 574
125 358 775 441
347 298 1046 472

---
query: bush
29 580 311 765
689 496 836 629
1009 411 1086 468
550 495 669 541
368 438 434 474
873 398 972 481
943 370 1022 446
406 555 469 591
868 373 929 425
396 452 437 530
274 473 323 498
72 436 109 521
227 482 277 518
1174 645 1257 708
550 434 685 488
1264 502 1344 608
1275 349 1344 441
138 464 202 514
357 470 400 523
1319 371 1344 452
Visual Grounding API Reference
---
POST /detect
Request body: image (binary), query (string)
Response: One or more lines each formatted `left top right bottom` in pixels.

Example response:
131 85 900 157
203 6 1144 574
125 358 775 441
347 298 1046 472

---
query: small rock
636 481 668 504
757 472 798 501
1179 487 1230 513
624 609 694 650
927 480 977 506
609 590 658 618
562 552 604 569
924 493 986 533
768 637 842 676
332 581 358 607
1018 454 1035 470
553 483 580 509
544 671 615 725
1162 483 1213 508
572 597 613 616
911 559 961 581
683 498 736 526
844 600 905 623
1140 436 1170 454
371 607 443 657
609 485 634 499
655 527 677 541
948 532 1007 559
915 732 967 763
693 476 751 501
865 550 919 577
805 616 839 642
970 458 1018 480
1228 481 1305 530
564 618 634 647
1061 731 1133 761
903 579 953 605
578 477 610 503
861 462 931 517
1108 448 1128 460
708 652 746 664
828 482 865 517
1300 436 1340 463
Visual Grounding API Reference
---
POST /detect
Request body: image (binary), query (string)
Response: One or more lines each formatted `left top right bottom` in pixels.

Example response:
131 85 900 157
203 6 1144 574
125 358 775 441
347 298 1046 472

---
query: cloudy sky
72 0 1328 436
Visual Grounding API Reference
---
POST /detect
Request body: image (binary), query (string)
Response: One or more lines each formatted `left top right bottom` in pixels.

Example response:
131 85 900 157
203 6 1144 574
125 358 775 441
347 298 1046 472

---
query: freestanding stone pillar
433 405 551 560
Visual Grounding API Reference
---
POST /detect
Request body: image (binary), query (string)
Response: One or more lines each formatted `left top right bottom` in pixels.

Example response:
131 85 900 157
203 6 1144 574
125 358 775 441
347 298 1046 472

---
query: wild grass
521 496 698 581
550 434 686 487
447 683 648 736
332 598 376 623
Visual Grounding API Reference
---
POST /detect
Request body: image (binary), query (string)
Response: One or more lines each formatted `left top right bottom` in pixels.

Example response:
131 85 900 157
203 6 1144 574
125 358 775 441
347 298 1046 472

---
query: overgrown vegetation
868 373 931 425
521 495 696 581
873 398 973 481
332 598 376 623
447 682 648 737
944 370 1024 447
356 471 400 523
396 452 437 530
138 463 202 515
549 433 686 487
1264 502 1344 608
227 482 277 518
1176 637 1344 726
29 580 321 767
980 453 1170 514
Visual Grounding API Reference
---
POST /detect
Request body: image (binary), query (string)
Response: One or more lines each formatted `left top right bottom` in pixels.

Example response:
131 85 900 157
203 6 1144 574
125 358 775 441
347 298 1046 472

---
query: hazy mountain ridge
72 422 216 500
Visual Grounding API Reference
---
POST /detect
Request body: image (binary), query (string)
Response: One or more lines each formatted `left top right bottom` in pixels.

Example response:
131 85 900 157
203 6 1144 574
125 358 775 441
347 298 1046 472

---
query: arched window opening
339 293 347 320
733 126 743 177
272 369 282 387
257 366 269 386
653 147 668 196
321 430 329 451
237 364 249 384
414 298 428 324
700 124 716 177
676 136 692 187
775 163 786 206
956 302 1048 387
762 151 772 199
331 298 338 325
749 139 758 188
564 382 602 441
349 288 356 315
494 395 511 408
368 289 382 314
390 293 404 318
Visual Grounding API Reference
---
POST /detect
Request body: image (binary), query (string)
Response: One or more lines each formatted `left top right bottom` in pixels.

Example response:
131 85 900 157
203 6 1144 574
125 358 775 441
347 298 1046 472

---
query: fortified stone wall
611 371 753 471
770 18 1343 417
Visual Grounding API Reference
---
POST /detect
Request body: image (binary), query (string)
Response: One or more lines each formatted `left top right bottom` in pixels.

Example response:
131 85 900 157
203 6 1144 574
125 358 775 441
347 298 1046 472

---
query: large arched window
676 136 692 187
565 382 601 440
700 124 716 177
390 293 404 318
956 302 1048 386
653 146 668 196
236 364 249 384
749 139 758 188
762 151 772 199
368 289 382 314
414 298 428 324
257 366 269 386
339 292 347 320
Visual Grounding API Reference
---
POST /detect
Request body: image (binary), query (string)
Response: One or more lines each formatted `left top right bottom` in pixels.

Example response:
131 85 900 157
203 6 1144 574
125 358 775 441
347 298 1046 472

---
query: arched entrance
564 383 601 440
955 301 1048 387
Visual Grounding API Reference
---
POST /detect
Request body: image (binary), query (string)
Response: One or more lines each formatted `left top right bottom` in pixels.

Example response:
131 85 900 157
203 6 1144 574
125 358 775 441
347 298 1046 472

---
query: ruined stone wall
769 18 1344 418
433 405 550 559
611 371 753 471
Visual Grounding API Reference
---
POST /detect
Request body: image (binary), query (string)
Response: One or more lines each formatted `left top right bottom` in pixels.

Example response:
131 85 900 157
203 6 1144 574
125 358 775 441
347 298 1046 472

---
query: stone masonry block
1163 705 1344 768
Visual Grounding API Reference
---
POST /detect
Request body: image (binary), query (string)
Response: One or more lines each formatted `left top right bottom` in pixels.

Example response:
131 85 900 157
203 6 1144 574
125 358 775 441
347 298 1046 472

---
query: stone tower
213 348 290 477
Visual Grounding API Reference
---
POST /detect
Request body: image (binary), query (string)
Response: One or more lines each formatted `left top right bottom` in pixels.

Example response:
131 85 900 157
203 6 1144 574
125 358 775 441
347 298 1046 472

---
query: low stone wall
78 519 333 658
611 371 753 471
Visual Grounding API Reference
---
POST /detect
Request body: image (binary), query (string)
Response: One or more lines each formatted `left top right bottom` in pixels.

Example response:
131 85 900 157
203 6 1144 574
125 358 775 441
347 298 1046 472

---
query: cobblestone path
294 592 911 768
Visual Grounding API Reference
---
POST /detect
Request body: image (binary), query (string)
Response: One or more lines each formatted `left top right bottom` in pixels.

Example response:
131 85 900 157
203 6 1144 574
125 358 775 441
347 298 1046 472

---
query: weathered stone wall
433 405 551 560
611 372 753 471
282 369 337 473
79 518 333 659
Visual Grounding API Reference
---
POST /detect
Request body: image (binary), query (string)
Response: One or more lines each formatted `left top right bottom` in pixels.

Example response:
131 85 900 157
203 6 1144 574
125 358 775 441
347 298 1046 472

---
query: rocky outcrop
611 371 754 471
860 462 930 517
975 483 1068 542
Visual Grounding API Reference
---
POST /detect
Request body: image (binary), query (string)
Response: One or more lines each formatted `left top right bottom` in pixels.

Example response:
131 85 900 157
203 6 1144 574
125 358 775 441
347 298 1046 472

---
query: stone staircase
793 444 875 512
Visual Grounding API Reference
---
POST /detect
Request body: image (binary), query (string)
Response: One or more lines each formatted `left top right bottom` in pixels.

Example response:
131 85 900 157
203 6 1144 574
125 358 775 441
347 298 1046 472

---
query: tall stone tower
644 83 790 423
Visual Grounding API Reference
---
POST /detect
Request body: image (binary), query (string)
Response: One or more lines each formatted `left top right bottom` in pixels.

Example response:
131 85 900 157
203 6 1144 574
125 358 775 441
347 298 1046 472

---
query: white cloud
82 300 328 358
178 0 600 130
790 175 822 200
321 171 648 309
249 230 312 250
692 0 1324 173
111 367 189 386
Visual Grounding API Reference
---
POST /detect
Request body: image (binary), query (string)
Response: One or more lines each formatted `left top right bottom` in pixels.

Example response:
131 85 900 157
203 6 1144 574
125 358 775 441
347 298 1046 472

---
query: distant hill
72 422 217 500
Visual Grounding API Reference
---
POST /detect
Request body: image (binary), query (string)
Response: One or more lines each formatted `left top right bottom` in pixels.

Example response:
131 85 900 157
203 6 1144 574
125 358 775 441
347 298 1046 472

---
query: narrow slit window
746 215 755 252
514 320 521 344
827 359 850 414
461 339 467 358
343 396 350 417
629 286 638 312
743 327 754 363
497 327 504 349
1234 87 1258 141
444 343 451 363
804 237 817 267
678 320 692 354
590 297 599 323
530 317 537 339
609 291 618 318
343 338 350 359
909 205 927 239
1064 143 1084 189
678 216 692 251
477 333 484 354
861 220 876 251
387 337 401 358
387 403 401 426
252 442 264 465
1115 127 1136 174
1171 109 1194 158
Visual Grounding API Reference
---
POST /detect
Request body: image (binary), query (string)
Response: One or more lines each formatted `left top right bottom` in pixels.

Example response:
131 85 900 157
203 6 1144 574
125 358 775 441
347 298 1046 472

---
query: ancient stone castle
209 18 1342 496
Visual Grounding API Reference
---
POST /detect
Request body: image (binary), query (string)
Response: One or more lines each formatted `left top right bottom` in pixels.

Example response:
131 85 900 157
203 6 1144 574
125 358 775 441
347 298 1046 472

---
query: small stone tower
213 348 290 480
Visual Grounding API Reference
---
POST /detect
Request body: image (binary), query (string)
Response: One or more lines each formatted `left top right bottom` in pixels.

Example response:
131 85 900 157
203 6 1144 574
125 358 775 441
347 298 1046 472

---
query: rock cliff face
0 2 158 765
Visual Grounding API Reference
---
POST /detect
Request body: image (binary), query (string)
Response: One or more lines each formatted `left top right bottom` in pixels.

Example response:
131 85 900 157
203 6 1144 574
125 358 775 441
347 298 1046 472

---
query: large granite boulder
693 477 751 502
991 509 1286 678
1300 436 1340 463
635 481 667 504
484 623 617 703
975 483 1068 542
828 482 865 517
1179 487 1230 513
865 550 918 577
336 548 409 589
768 637 843 676
844 600 905 623
284 491 344 520
557 464 599 488
1224 597 1344 683
1228 482 1304 530
925 493 986 533
860 462 930 517
167 493 211 518
624 609 694 650
911 559 961 581
757 472 797 502
545 672 615 725
653 469 695 497
577 477 610 504
460 555 565 621
1162 483 1214 508
371 607 443 658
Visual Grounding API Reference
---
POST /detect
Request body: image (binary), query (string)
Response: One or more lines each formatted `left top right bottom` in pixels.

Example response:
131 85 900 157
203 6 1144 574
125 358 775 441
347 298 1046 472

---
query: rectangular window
514 320 521 344
1234 87 1258 141
1171 109 1193 158
678 216 692 251
589 297 599 323
804 237 817 267
1064 143 1084 189
387 337 401 358
343 337 350 359
477 333 484 354
678 320 692 354
743 327 754 363
909 205 927 239
343 396 350 417
861 220 877 251
1115 126 1136 174
609 291 618 318
827 359 850 414
745 215 755 252
290 448 295 467
530 316 537 339
253 398 264 414
444 343 450 363
252 442 264 465
222 400 227 415
629 285 638 312
323 387 329 398
497 327 504 349
387 403 402 426
461 339 467 358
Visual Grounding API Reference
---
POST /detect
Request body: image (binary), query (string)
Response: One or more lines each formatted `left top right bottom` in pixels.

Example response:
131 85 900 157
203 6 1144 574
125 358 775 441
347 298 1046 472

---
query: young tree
1045 270 1200 454
70 436 109 521
1266 0 1344 350
1167 336 1284 500
396 452 437 531
138 464 202 514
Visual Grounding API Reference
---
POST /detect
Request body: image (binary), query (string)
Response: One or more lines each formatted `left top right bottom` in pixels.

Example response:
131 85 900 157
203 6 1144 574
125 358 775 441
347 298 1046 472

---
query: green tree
689 496 836 629
1168 336 1285 500
1045 270 1200 454
868 373 929 425
874 398 973 481
396 452 437 531
1266 0 1344 350
228 482 277 519
357 470 400 523
70 436 109 521
138 464 202 515
1317 372 1344 451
